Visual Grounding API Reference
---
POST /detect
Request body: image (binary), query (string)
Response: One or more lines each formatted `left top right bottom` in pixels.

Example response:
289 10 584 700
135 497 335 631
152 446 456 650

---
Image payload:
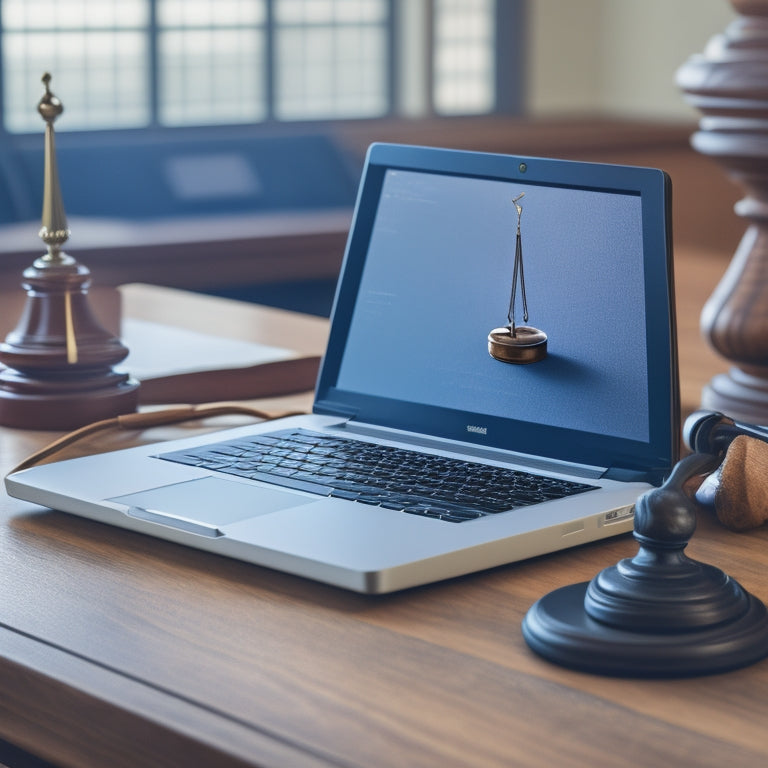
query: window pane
433 0 495 115
157 0 266 126
276 0 386 24
274 0 388 120
3 35 149 132
159 28 265 125
2 0 149 132
158 0 263 28
1 0 147 30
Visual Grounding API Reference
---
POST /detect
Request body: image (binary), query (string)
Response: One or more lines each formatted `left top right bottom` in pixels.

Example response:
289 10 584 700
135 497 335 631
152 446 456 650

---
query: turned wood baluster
677 0 768 424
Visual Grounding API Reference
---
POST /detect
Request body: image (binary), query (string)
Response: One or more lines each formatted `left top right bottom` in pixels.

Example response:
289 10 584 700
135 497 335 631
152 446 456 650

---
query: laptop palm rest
109 477 314 537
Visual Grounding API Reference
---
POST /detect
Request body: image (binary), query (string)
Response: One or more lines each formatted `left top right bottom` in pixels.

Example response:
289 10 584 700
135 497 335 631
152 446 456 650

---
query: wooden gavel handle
712 435 768 531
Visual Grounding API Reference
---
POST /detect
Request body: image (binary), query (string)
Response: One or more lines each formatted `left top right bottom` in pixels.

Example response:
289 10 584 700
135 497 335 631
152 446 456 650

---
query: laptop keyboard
157 428 598 523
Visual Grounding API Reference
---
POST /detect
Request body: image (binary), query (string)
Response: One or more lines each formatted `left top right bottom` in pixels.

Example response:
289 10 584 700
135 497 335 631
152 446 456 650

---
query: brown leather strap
9 402 302 475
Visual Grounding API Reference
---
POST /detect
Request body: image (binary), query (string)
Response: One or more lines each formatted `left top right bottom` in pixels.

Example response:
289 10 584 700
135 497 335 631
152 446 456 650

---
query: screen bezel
314 143 679 483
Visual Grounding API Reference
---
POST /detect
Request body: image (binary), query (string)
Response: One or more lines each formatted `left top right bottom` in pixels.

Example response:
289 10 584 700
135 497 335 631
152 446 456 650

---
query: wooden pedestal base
0 259 139 430
702 365 768 426
0 369 138 430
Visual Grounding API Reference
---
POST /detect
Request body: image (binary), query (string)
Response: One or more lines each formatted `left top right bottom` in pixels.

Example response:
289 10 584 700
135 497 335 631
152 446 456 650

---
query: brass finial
38 72 64 123
37 72 72 266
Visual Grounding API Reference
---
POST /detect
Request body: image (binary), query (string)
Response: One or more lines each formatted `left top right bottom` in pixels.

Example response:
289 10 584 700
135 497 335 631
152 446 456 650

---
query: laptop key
330 489 360 501
380 500 406 510
245 472 333 496
403 507 443 520
165 453 206 466
443 510 485 521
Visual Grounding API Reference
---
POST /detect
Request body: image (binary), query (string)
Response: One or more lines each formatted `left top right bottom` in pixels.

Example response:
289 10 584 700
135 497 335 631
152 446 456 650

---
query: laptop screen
315 144 677 481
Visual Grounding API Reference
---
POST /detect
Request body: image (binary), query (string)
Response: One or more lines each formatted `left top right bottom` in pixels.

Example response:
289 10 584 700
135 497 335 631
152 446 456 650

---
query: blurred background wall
527 0 735 119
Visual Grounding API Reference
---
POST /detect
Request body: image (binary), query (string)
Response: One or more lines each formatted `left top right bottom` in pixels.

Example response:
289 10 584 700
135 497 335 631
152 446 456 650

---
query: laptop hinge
327 420 607 480
602 465 667 486
313 400 358 419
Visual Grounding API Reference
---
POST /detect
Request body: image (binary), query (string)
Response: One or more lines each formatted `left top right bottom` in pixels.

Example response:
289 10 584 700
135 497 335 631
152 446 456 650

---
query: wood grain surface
2 246 766 768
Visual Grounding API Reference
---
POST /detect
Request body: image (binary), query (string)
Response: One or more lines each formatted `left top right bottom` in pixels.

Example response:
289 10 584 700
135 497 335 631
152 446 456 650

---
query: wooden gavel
696 434 768 531
685 411 768 531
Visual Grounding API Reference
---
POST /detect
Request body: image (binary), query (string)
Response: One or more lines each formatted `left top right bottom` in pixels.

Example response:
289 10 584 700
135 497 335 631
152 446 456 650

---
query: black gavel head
683 410 768 456
683 411 734 455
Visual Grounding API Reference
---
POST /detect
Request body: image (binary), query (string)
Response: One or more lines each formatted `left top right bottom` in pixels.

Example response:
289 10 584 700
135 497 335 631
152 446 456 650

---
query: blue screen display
335 168 649 442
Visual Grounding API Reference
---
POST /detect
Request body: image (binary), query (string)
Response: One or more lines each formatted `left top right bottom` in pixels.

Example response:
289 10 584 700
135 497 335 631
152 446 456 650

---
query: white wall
526 0 737 120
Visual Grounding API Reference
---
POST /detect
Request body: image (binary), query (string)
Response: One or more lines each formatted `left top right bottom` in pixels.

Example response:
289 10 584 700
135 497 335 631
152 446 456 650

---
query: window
433 0 495 114
2 0 151 131
158 0 268 126
0 0 521 134
273 0 389 120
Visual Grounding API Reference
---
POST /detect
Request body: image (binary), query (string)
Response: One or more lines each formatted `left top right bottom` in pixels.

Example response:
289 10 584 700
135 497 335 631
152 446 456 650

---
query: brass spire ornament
0 73 139 429
488 193 547 364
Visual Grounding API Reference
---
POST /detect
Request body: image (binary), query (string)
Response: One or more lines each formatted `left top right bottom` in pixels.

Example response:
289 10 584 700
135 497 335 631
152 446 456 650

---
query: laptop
5 143 679 594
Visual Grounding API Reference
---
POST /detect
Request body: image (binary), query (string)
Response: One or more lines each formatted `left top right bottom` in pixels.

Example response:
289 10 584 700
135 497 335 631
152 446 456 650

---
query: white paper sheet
119 318 293 381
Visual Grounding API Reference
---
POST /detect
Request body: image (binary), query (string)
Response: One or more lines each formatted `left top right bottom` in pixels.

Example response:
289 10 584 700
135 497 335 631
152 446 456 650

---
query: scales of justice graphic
487 193 548 364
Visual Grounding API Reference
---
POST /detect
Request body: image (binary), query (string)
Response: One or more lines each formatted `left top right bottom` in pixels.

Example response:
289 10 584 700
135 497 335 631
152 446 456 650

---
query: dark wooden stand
0 256 138 429
678 0 768 424
0 73 138 430
522 451 768 677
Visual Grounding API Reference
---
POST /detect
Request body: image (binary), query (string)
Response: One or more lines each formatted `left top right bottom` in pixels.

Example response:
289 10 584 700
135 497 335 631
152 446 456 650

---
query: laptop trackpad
108 476 314 537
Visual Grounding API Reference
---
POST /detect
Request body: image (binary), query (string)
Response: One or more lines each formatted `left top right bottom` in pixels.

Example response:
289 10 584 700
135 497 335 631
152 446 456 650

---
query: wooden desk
2 247 767 768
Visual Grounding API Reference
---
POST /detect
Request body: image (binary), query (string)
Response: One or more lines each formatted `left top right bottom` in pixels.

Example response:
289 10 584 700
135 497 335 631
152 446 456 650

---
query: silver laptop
6 143 679 594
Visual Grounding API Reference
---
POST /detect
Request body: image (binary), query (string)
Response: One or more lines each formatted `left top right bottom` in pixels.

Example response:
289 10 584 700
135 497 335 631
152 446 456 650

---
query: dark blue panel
0 148 36 223
4 129 358 221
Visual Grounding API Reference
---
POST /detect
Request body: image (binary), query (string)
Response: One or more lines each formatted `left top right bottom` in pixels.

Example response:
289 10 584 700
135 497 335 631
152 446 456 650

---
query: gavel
684 411 768 531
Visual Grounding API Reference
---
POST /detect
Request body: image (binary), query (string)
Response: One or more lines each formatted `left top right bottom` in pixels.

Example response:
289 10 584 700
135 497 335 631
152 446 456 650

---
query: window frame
0 0 525 139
